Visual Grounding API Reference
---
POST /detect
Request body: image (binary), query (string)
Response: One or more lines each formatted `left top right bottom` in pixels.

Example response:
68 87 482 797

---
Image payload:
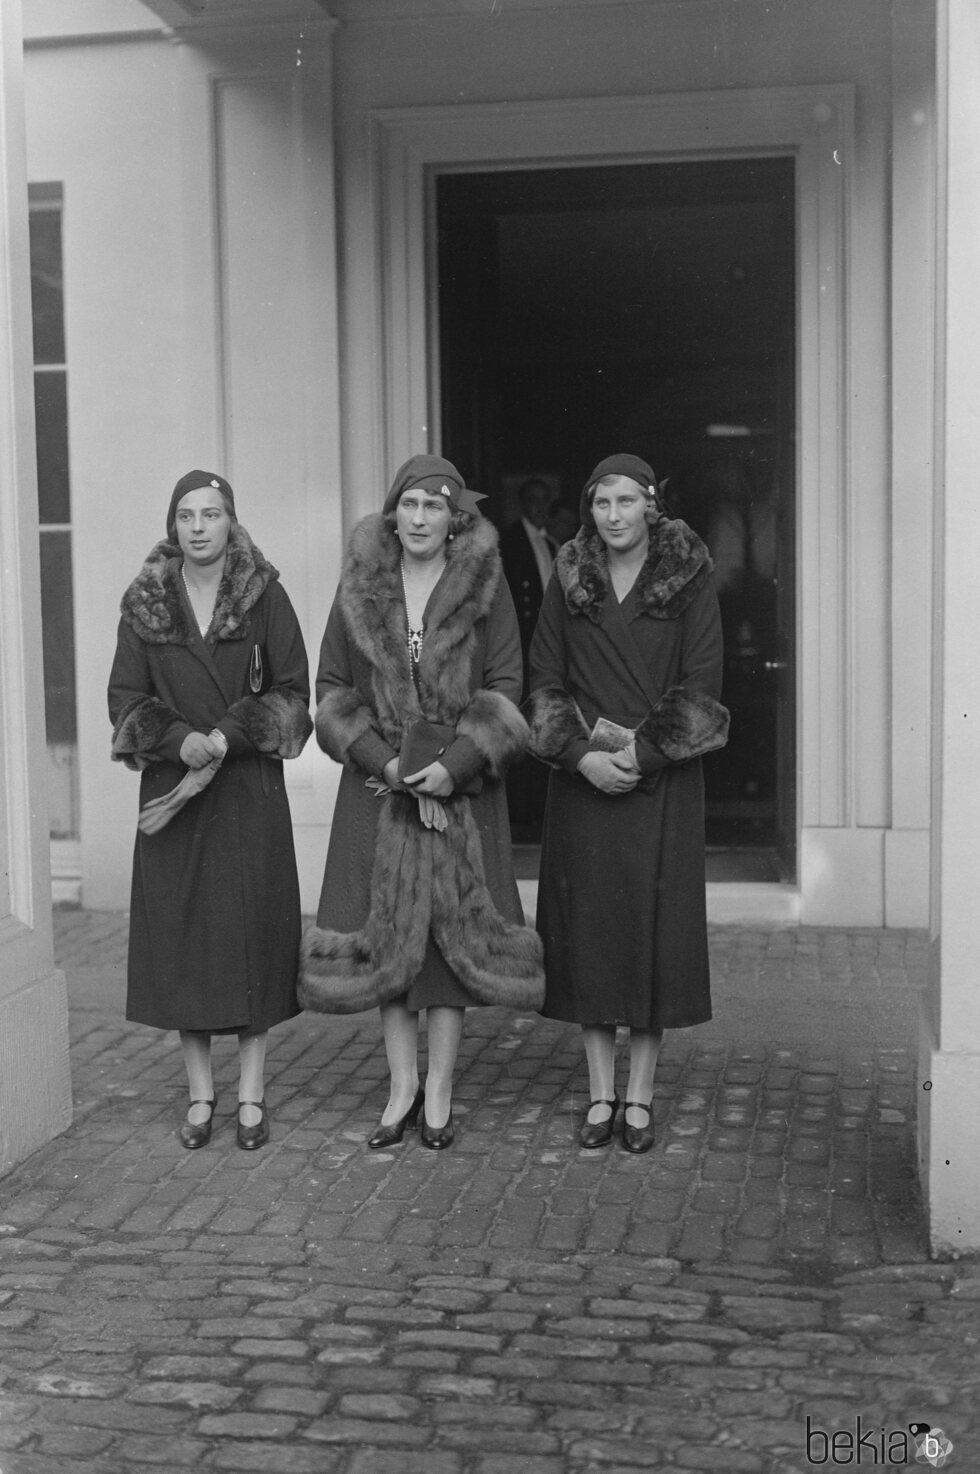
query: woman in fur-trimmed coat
526 453 728 1155
299 455 544 1151
107 470 312 1152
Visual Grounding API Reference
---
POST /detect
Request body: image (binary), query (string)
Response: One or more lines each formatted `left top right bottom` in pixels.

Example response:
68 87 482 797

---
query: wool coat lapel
595 589 662 713
177 581 238 707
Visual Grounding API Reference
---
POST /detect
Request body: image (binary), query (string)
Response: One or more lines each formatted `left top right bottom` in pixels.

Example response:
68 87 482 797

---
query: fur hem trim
298 794 544 1015
455 689 529 777
637 687 730 762
227 689 313 759
110 695 185 770
315 687 376 762
119 524 278 645
524 688 590 763
556 517 712 623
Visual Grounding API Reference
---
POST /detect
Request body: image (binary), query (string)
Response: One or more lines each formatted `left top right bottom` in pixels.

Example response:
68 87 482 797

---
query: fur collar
120 524 278 645
338 512 502 735
555 516 712 623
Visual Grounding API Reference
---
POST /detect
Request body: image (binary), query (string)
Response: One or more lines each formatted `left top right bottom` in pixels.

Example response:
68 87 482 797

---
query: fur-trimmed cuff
455 689 529 778
111 695 186 770
637 687 729 762
226 689 312 759
315 686 375 762
524 688 590 762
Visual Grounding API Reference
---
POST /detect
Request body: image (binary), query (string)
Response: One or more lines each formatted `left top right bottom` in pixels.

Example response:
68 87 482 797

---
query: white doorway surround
350 85 861 926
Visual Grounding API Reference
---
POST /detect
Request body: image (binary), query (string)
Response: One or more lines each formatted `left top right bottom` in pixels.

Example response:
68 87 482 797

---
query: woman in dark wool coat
526 453 729 1154
108 470 312 1152
299 455 544 1150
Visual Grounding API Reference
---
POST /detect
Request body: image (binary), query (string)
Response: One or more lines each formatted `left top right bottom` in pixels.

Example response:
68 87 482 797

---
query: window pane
29 208 65 365
39 530 77 744
35 371 71 524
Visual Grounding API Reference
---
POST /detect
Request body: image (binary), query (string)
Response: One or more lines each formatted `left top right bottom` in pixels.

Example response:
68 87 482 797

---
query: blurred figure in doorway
500 476 559 838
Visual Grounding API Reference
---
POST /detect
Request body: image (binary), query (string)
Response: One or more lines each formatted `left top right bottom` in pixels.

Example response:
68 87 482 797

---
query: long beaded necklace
400 557 443 672
400 563 427 668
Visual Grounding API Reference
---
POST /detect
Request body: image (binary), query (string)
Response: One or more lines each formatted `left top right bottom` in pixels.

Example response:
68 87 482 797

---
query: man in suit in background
501 476 559 837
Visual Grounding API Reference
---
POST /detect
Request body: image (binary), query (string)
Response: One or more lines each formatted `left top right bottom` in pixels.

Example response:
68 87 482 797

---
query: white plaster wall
921 0 980 1256
1 0 71 1175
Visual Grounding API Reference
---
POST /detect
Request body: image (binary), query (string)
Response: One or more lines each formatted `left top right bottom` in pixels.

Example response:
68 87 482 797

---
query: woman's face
396 487 452 562
591 475 650 556
175 487 233 568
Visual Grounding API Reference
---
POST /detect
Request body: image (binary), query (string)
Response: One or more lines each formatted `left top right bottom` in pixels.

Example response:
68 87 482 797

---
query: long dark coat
527 518 728 1030
107 525 312 1033
298 512 544 1015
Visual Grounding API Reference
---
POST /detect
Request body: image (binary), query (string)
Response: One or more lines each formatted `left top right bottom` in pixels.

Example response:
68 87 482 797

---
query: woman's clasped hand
576 746 640 795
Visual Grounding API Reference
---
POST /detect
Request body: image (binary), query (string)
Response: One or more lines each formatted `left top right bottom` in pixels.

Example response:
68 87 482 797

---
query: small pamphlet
588 717 636 753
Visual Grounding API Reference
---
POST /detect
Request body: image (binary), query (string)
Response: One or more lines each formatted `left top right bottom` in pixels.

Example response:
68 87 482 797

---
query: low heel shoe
622 1100 655 1154
237 1101 269 1151
579 1096 620 1149
179 1096 217 1151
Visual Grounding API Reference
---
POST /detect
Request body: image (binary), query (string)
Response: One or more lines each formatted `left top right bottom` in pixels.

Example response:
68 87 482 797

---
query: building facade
4 0 978 1251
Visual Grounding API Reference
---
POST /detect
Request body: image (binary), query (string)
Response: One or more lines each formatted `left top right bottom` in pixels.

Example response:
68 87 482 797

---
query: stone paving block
303 1415 430 1446
114 1433 210 1465
210 1443 341 1471
432 1399 539 1424
242 1363 322 1386
336 1392 420 1419
675 1446 767 1471
565 1435 663 1466
126 1379 242 1409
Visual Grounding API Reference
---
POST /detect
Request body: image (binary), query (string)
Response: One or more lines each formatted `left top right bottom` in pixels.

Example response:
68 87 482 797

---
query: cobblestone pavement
0 913 977 1471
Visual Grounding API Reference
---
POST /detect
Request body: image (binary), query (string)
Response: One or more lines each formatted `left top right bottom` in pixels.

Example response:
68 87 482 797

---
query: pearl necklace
400 557 443 665
182 565 215 636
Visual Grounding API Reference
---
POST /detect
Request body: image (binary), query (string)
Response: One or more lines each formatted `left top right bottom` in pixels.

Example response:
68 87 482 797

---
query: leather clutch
397 719 456 782
397 718 482 796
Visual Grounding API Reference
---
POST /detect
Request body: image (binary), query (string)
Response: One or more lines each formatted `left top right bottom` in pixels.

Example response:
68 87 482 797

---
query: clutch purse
589 716 636 753
397 718 481 796
397 719 457 783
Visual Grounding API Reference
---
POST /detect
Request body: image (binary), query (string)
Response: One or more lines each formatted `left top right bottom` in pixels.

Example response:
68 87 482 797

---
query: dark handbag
397 719 481 796
397 719 456 782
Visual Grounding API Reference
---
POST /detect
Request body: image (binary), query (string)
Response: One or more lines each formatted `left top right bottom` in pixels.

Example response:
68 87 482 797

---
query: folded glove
137 758 221 835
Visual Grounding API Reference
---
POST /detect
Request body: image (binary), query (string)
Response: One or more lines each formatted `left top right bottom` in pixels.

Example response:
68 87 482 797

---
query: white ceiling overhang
137 0 331 29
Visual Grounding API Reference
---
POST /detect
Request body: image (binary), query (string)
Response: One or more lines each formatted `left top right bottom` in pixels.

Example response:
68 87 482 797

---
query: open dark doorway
436 158 796 881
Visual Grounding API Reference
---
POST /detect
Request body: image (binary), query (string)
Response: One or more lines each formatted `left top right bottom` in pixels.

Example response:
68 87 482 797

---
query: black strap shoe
579 1096 619 1149
179 1096 217 1150
622 1100 655 1154
237 1100 269 1151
